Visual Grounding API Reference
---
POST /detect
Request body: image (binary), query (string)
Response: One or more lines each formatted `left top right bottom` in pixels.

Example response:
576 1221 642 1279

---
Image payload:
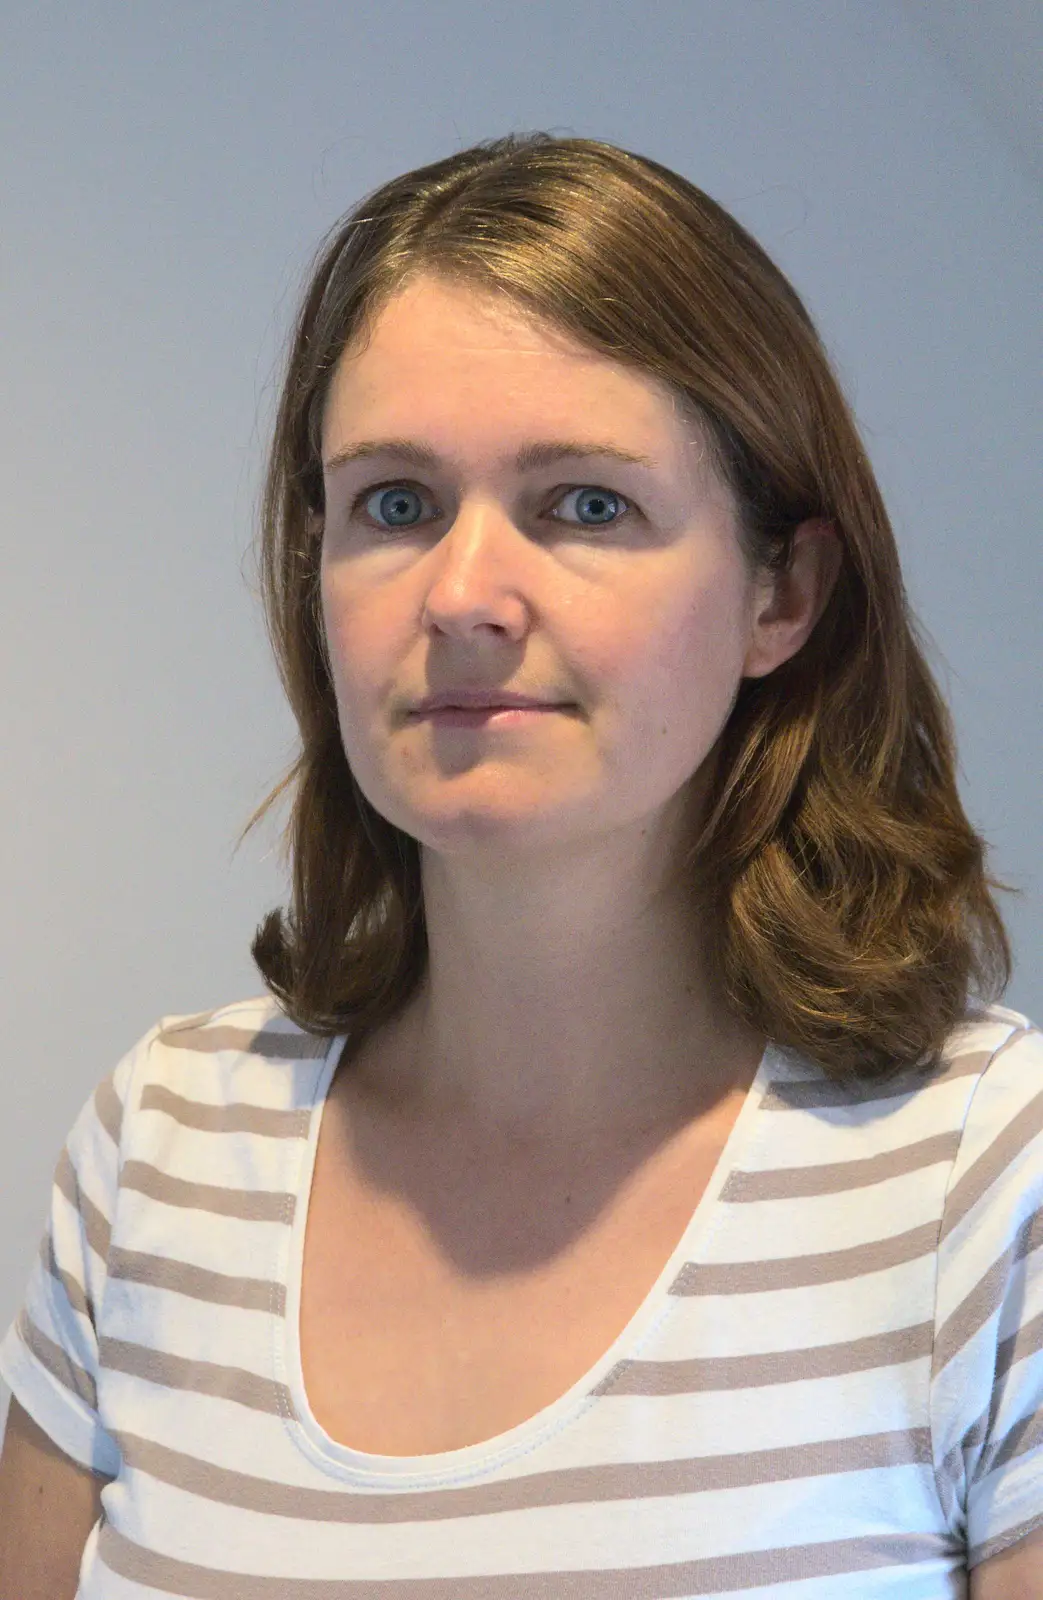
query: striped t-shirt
3 995 1043 1596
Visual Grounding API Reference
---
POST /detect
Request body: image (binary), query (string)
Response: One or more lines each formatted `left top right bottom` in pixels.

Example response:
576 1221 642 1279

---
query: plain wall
2 0 1040 1440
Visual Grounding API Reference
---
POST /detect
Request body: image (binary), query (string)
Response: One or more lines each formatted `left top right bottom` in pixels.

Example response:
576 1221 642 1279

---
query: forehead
344 274 613 363
322 275 713 477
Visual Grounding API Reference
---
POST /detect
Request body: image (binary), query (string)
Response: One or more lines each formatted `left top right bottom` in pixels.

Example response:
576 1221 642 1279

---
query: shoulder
946 1001 1038 1070
943 1003 1043 1187
931 1000 1043 1357
133 994 336 1108
927 1005 1043 1567
103 995 342 1172
916 1001 1043 1227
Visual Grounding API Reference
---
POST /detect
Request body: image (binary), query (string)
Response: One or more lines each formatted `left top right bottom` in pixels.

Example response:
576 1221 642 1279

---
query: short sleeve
0 1021 159 1477
931 1021 1043 1568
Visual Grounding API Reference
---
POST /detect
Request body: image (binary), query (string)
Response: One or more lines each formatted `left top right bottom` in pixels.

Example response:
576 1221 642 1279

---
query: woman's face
317 273 780 868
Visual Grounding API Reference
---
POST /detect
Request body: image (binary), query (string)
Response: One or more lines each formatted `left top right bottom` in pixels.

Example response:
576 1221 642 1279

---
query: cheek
626 573 749 698
321 560 374 668
319 570 380 717
618 585 751 760
664 599 747 688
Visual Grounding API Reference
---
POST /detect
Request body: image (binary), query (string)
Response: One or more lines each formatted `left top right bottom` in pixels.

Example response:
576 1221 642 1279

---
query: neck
346 851 763 1145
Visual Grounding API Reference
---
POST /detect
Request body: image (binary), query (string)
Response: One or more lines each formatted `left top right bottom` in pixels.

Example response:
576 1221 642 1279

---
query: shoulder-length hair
238 131 1015 1086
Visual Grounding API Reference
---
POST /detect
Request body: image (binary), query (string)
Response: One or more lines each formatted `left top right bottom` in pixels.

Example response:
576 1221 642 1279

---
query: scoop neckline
277 1030 782 1488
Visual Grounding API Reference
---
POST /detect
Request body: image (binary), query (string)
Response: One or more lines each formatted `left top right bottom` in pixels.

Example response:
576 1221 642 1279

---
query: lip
410 705 567 728
412 691 565 712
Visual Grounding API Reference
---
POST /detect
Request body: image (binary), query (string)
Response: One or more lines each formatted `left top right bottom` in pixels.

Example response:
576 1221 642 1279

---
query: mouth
410 703 573 724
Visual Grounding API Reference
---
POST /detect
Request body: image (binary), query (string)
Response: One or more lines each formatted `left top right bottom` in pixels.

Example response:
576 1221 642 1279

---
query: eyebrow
322 438 660 475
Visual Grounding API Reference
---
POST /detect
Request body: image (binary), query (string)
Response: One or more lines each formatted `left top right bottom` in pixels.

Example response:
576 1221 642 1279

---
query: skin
0 1395 110 1597
317 272 841 1146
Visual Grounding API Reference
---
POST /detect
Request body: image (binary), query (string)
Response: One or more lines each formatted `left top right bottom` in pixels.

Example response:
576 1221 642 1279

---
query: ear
741 518 842 680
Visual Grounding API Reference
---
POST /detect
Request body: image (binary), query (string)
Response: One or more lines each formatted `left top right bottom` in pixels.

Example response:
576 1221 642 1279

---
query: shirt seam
928 1020 1034 1532
93 1020 160 1356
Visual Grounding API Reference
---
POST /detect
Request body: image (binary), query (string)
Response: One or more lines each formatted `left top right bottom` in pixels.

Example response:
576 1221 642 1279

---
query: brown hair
238 131 1016 1086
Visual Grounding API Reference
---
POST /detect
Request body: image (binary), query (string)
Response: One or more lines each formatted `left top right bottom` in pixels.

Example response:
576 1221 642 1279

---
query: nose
419 500 538 636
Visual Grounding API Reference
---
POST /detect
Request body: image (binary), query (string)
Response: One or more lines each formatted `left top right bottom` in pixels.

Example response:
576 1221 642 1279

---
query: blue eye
555 487 629 527
353 482 632 534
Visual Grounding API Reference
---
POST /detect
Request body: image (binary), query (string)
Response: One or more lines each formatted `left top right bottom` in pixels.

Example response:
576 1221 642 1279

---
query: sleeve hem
0 1320 120 1478
969 1508 1043 1569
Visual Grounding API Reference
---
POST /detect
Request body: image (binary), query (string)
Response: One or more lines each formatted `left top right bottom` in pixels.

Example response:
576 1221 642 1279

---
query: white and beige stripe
3 998 1041 1595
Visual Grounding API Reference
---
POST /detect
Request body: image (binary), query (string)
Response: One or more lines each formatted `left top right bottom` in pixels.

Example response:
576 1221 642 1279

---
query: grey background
1 0 1040 1441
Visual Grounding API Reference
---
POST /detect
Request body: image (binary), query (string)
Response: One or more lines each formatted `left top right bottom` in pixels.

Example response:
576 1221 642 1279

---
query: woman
1 132 1039 1597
